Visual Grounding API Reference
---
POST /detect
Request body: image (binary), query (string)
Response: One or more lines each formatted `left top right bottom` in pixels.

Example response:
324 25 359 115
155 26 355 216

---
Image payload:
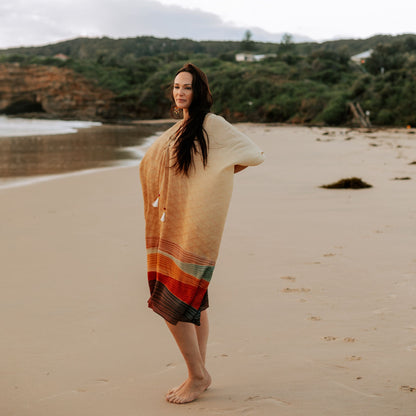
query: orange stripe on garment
148 271 207 308
147 252 209 289
146 237 215 266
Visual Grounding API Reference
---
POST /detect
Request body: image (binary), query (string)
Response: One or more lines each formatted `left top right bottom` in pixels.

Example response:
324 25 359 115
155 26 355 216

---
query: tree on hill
241 30 255 51
278 33 294 53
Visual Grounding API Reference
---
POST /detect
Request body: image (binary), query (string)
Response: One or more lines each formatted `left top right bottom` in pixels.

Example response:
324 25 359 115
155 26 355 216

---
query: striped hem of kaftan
146 237 214 325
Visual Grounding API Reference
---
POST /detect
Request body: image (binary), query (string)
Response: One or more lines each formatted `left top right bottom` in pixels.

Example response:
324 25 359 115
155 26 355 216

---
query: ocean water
0 116 165 189
0 116 101 137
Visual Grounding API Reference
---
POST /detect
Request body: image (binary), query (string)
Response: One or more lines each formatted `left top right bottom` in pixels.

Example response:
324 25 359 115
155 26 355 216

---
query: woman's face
173 71 193 110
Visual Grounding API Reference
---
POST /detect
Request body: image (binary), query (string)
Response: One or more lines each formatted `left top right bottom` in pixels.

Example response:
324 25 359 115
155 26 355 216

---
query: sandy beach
1 124 415 416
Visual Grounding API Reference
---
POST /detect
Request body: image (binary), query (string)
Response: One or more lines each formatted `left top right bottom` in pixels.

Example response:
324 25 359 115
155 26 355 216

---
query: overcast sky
0 0 415 49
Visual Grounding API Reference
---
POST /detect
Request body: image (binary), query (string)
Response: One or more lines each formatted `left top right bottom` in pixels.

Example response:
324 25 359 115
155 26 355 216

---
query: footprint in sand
280 276 296 282
346 356 362 361
309 316 322 321
316 138 334 142
321 336 356 342
322 336 337 341
393 176 411 181
245 395 291 406
281 288 311 293
323 253 336 257
400 385 416 392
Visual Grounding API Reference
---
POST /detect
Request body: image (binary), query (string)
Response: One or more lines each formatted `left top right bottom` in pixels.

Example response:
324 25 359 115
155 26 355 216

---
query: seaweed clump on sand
320 177 373 189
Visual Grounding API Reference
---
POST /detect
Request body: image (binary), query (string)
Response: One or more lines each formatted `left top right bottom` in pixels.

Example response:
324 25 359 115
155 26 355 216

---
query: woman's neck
182 109 190 121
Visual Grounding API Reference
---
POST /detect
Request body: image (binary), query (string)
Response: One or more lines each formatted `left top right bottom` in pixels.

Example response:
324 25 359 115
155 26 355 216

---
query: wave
0 116 101 138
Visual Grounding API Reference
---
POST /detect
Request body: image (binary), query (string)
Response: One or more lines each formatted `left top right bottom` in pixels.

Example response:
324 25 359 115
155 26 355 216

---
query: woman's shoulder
204 113 235 137
204 113 229 129
204 113 264 166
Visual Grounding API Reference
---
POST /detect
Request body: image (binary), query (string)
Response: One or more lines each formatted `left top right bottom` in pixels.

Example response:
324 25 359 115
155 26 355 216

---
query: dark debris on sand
409 161 416 165
320 177 373 189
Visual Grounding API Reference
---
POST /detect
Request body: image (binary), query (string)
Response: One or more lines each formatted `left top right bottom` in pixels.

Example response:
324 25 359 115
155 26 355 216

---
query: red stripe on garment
148 271 207 309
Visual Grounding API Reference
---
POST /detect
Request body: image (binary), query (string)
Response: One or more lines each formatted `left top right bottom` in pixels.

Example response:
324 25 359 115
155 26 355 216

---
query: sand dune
1 124 415 415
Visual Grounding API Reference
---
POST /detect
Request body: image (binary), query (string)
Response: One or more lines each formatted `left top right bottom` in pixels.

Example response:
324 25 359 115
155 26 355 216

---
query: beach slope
1 125 415 415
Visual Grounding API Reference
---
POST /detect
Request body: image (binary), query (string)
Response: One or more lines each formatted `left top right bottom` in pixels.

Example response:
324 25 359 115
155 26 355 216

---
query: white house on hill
235 53 277 62
351 50 373 64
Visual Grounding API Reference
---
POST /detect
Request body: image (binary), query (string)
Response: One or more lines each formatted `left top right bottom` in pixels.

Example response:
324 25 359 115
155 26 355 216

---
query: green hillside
1 34 416 126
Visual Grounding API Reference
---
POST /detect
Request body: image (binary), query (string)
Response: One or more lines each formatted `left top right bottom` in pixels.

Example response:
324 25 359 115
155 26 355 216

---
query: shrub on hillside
375 109 395 125
319 94 349 125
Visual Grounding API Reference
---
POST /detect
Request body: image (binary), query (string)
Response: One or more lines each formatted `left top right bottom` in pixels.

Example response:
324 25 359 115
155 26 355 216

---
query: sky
0 0 415 49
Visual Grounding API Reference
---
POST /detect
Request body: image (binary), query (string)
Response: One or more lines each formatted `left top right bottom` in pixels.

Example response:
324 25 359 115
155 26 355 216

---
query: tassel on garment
152 194 166 222
152 196 159 207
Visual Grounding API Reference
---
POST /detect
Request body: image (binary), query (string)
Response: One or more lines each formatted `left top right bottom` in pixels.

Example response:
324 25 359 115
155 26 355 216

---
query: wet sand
1 124 415 415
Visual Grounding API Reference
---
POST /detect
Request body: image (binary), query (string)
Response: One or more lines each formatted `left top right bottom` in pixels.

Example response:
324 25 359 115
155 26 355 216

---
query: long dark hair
171 63 213 175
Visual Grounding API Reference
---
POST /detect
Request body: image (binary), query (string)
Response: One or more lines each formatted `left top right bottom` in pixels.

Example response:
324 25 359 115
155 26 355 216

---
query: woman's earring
173 106 182 117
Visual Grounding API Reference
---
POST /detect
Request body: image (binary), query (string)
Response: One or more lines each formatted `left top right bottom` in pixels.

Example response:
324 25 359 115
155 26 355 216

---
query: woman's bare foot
166 380 186 396
166 369 211 404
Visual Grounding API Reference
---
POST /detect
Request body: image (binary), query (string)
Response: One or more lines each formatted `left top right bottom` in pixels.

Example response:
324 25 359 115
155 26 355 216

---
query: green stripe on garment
147 247 214 282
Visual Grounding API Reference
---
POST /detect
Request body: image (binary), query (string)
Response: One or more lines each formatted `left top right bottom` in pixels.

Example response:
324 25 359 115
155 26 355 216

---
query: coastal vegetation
1 34 416 126
320 177 373 189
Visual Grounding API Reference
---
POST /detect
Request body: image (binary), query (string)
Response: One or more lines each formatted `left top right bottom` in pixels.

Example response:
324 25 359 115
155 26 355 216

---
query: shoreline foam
0 115 102 137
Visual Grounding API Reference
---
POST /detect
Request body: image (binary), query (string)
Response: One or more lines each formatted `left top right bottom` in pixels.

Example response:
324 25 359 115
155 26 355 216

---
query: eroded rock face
0 63 116 120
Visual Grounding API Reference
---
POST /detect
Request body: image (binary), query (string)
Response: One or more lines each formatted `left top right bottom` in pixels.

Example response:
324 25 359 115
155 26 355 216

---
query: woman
139 63 264 404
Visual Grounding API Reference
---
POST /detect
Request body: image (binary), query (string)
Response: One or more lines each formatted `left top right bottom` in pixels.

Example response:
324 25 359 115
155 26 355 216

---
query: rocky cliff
0 63 116 120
